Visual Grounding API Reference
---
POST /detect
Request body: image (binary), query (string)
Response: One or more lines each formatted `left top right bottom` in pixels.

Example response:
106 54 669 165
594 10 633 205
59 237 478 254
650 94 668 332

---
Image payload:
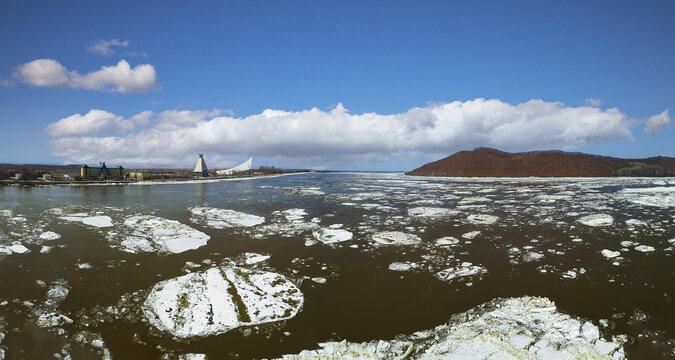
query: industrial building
81 163 124 180
193 154 209 177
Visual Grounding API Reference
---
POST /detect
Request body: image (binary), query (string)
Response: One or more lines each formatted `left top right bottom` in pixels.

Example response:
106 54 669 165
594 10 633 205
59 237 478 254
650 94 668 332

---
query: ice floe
39 231 61 240
111 215 210 254
408 207 457 218
371 231 421 246
578 214 614 227
435 236 459 246
388 261 420 272
143 266 303 339
188 206 265 228
435 262 488 283
59 215 113 228
466 214 499 225
634 245 655 253
278 296 625 359
601 249 621 259
312 228 353 244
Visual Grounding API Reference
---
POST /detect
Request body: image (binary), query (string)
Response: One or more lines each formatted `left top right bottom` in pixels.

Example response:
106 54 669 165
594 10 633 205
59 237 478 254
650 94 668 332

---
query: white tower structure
216 157 253 175
193 154 209 177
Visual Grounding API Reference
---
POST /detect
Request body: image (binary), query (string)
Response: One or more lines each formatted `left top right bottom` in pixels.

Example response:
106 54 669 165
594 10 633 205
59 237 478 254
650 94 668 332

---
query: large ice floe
112 215 210 254
142 266 303 339
49 206 211 254
188 206 265 228
435 262 488 284
617 186 675 208
278 296 625 359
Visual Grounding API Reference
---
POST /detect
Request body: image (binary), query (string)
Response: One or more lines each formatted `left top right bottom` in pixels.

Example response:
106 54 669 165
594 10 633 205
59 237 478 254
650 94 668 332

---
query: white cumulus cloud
70 60 158 93
13 59 69 87
644 110 670 134
45 99 644 168
45 109 140 137
87 39 129 56
7 59 158 93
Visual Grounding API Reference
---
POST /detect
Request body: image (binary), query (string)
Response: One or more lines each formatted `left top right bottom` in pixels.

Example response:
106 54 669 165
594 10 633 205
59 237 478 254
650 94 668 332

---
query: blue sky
0 1 673 170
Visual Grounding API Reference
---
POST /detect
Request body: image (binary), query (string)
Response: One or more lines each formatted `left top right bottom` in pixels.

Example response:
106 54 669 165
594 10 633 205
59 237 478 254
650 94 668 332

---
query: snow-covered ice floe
111 215 210 254
188 207 264 228
578 214 614 227
312 228 353 244
142 266 303 339
38 231 61 241
278 296 625 359
372 231 421 246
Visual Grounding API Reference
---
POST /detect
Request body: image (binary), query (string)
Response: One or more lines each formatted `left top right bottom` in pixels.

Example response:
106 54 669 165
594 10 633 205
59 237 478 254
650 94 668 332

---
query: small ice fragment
36 313 73 328
9 244 30 254
578 214 614 227
634 245 655 253
76 263 93 269
313 228 353 244
435 237 459 246
39 231 61 241
371 231 421 246
243 253 270 265
461 231 480 240
522 252 544 263
311 277 327 284
466 214 498 225
388 262 417 272
601 249 620 259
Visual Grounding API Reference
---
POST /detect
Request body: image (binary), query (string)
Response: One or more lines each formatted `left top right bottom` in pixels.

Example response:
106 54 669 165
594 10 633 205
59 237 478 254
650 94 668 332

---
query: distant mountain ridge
406 148 675 177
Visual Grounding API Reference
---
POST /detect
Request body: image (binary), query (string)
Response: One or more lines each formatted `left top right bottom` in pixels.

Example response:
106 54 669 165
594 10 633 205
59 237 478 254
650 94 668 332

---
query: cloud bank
45 99 658 168
644 110 671 134
7 59 158 93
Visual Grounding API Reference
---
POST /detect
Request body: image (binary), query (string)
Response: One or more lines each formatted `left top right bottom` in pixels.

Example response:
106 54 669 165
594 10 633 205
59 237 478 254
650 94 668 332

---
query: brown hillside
406 148 675 177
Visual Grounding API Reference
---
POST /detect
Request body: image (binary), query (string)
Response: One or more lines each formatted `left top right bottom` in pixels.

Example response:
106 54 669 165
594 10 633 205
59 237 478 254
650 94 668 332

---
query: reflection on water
0 173 673 359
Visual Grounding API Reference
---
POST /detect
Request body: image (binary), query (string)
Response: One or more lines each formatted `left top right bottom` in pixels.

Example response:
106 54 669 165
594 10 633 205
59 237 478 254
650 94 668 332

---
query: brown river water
0 173 672 359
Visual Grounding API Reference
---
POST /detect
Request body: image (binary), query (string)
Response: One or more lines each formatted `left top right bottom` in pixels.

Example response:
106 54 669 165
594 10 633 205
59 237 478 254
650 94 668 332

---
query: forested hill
406 148 675 177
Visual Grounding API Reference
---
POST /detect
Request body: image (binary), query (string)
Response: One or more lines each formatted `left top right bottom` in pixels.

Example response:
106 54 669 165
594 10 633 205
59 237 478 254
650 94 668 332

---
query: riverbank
0 171 310 187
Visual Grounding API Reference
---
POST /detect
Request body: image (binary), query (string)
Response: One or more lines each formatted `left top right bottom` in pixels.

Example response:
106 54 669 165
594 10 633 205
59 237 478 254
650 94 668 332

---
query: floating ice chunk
466 214 498 225
278 296 625 359
522 252 544 263
76 263 92 269
388 262 419 272
581 321 600 342
243 253 270 265
562 270 577 279
142 266 303 339
634 245 655 253
461 231 480 240
618 186 675 208
311 277 327 284
189 207 264 228
36 313 73 327
435 237 459 246
312 228 353 244
578 214 614 227
39 231 61 241
436 263 487 283
9 244 29 254
0 209 12 217
114 215 210 254
620 241 635 247
625 219 647 227
601 249 621 258
408 207 457 218
40 246 52 254
60 215 114 228
371 231 421 246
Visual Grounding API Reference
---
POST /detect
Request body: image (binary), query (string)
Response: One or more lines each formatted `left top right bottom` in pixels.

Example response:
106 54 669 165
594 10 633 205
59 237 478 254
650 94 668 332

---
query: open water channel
0 173 673 359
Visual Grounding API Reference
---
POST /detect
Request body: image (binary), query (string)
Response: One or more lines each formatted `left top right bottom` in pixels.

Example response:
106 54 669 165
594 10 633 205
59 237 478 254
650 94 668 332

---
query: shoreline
0 171 310 187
